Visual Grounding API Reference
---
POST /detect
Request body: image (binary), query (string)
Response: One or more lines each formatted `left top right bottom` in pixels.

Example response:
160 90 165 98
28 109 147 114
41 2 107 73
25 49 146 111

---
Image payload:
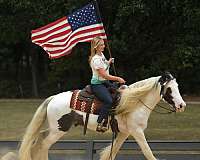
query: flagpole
93 0 117 76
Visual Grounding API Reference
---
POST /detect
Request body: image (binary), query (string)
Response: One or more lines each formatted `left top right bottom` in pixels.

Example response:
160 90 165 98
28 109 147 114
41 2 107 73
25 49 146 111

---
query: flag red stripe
49 32 106 55
47 33 106 59
41 26 105 48
32 29 72 44
48 50 72 59
31 23 70 41
31 17 67 34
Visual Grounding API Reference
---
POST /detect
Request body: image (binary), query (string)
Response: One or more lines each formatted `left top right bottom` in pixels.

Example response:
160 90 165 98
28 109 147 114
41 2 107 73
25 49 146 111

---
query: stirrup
96 119 108 132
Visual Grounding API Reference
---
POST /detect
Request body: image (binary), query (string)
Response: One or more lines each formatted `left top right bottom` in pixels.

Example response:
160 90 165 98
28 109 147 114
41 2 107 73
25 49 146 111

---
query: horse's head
159 72 186 112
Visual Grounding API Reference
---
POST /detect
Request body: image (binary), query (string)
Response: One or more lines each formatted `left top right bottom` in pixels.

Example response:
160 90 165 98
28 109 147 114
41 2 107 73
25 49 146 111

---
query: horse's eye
166 87 172 94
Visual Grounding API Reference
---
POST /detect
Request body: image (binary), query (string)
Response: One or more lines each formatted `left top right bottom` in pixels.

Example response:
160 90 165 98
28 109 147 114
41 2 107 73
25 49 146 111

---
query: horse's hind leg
33 129 65 160
100 132 129 160
36 111 78 160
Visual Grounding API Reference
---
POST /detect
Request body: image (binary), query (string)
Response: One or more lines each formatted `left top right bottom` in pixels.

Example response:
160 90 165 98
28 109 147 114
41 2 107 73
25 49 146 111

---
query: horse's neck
116 83 161 114
141 85 161 111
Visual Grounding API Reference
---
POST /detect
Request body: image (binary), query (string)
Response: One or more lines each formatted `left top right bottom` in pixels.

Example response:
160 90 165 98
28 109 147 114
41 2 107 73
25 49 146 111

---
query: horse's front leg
100 132 129 160
130 128 157 160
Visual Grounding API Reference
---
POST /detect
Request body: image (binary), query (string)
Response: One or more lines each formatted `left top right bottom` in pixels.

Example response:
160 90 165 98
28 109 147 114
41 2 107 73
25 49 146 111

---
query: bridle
139 99 176 114
139 75 177 114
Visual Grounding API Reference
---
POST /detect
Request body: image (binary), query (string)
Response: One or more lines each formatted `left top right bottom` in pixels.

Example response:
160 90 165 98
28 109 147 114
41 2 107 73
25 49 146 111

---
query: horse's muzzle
176 102 186 112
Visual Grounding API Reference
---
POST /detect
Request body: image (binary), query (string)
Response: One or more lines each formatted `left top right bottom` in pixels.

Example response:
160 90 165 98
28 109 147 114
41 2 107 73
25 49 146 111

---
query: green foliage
0 0 199 97
0 80 18 98
38 43 91 96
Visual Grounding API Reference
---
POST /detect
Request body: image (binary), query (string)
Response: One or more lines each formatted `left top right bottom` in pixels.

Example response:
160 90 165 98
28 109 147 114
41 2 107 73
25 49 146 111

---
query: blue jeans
91 83 113 123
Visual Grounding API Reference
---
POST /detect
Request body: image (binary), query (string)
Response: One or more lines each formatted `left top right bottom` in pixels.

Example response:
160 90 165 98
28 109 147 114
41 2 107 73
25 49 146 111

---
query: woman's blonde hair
88 36 103 63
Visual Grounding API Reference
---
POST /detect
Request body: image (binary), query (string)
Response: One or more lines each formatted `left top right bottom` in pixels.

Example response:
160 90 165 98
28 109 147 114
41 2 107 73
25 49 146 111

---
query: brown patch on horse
57 111 83 132
163 87 175 106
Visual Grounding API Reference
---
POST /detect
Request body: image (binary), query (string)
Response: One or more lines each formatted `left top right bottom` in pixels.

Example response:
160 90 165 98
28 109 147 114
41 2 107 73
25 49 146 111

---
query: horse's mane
116 76 160 114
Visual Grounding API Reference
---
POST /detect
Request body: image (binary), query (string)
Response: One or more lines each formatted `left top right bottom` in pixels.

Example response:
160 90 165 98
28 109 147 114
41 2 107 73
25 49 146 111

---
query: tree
0 0 199 97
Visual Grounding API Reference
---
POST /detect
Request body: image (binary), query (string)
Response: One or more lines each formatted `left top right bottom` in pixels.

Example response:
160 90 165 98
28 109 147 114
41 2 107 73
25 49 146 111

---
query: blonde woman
89 36 125 132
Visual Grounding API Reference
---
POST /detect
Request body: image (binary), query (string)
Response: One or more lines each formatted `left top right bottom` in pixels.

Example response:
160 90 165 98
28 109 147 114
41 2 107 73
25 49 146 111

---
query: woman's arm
97 68 125 83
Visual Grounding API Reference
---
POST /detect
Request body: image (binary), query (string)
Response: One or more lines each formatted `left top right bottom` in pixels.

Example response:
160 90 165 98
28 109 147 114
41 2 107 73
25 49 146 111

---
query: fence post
86 140 94 160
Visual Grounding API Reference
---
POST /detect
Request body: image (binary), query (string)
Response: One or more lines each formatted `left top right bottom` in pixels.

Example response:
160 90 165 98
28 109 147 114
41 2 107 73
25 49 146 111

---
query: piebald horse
18 73 186 160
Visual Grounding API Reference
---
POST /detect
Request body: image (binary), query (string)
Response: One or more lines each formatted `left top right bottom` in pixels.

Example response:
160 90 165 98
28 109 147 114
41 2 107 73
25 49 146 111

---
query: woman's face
96 39 105 53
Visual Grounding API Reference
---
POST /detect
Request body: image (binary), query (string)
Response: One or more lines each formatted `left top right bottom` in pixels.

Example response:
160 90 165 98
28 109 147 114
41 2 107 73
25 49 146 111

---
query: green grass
145 104 200 140
0 99 199 140
0 99 43 140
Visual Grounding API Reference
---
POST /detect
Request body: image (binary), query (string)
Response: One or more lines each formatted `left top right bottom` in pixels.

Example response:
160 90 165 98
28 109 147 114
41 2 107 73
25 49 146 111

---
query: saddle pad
70 90 102 115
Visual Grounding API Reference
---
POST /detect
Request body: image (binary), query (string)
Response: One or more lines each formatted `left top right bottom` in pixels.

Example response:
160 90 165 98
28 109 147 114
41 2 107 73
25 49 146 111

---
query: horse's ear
159 71 174 85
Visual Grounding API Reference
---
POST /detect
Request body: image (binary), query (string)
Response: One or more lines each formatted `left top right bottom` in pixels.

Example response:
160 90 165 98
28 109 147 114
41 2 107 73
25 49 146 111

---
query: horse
18 72 186 160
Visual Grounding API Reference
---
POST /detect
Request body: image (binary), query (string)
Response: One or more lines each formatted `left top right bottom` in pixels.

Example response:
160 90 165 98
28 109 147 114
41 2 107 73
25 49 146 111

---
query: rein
138 99 176 114
138 75 176 114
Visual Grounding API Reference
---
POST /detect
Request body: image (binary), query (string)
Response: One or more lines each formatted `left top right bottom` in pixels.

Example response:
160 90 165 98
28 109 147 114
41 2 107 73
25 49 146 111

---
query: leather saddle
70 83 125 135
79 85 121 107
70 84 121 115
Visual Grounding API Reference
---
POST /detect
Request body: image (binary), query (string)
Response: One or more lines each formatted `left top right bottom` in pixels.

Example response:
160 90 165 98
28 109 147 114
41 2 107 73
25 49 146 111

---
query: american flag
31 3 107 59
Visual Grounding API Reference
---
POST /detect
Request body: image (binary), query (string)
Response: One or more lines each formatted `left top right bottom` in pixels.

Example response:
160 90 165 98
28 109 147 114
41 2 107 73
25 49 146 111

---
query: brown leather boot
96 119 108 132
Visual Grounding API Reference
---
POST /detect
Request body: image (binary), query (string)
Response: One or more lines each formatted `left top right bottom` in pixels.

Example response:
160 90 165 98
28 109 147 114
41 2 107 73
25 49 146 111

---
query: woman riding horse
89 36 125 132
18 72 186 160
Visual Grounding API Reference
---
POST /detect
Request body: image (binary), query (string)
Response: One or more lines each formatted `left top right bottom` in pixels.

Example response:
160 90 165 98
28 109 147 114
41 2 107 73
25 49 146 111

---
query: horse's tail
0 152 18 160
19 96 54 160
